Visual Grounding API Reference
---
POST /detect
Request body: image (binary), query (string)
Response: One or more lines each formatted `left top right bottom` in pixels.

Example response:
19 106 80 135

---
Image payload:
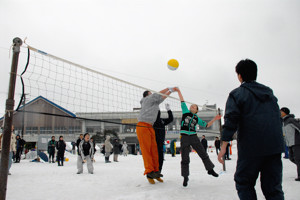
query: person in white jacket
77 133 94 174
0 126 16 175
122 141 129 156
104 135 113 163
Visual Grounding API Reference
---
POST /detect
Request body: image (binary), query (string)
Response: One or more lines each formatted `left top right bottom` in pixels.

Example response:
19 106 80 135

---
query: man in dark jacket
218 59 284 199
76 134 84 155
48 136 56 163
214 137 221 155
201 135 208 153
15 135 25 163
153 103 173 173
281 107 300 181
56 136 66 166
113 139 121 162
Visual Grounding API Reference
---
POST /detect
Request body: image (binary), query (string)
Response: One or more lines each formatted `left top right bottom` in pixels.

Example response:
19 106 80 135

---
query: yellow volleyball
167 59 179 71
65 158 69 162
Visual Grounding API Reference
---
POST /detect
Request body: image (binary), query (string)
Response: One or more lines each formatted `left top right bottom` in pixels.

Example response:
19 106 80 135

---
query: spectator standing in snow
76 134 83 155
104 135 113 163
280 107 300 181
56 136 66 166
77 133 94 174
214 137 221 155
201 135 208 153
170 139 177 157
113 139 120 162
218 59 284 199
174 87 221 187
15 135 25 163
153 103 173 173
48 136 56 163
122 141 129 156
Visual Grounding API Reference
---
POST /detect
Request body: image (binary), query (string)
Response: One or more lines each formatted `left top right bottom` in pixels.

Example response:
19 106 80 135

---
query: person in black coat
218 59 284 199
56 136 66 166
15 135 25 163
153 103 173 172
201 135 208 153
214 137 221 155
76 134 84 155
113 139 120 162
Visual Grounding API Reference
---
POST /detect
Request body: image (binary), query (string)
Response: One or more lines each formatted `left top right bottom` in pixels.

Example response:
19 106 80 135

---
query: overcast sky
1 0 300 117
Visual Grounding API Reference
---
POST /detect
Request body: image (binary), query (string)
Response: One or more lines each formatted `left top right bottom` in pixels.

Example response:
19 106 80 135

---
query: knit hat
280 107 290 115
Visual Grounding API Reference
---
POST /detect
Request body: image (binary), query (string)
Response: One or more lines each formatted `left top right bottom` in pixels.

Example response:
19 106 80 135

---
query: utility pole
0 37 22 200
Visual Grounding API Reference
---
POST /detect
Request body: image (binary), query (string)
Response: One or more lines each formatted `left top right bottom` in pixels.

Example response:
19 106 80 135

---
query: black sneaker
295 177 300 181
183 177 189 187
208 169 219 177
154 171 163 178
147 171 157 179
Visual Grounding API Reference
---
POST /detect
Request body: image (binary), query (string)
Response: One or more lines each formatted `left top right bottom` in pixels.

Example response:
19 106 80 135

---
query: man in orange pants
137 88 176 184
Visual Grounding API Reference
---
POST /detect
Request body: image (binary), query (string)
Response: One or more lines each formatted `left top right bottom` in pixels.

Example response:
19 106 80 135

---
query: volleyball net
12 44 218 133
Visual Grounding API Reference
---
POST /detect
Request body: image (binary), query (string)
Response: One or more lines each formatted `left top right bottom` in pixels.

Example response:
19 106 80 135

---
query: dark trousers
156 140 164 172
49 152 55 162
181 134 214 177
234 154 284 200
225 145 230 159
57 152 64 166
15 148 22 162
289 145 300 178
216 147 220 155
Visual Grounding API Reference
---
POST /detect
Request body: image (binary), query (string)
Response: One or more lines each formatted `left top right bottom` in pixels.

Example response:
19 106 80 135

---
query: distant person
71 142 76 155
90 138 96 156
153 103 173 173
214 137 221 155
174 87 221 187
218 59 284 199
113 139 120 162
280 107 300 181
56 136 66 166
48 136 56 163
0 125 16 175
170 139 177 157
137 88 176 184
122 141 129 156
225 143 231 160
77 133 94 174
76 134 84 155
15 135 25 163
201 135 208 153
104 135 113 163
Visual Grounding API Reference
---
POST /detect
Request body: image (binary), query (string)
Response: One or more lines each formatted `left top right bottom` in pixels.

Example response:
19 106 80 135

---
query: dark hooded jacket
222 81 284 157
153 110 173 143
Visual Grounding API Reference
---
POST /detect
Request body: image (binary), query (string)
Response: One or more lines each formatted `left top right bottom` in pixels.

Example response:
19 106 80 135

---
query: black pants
181 134 214 177
15 148 22 162
156 140 164 172
57 152 64 166
234 154 284 200
289 145 300 178
216 147 220 155
49 151 55 162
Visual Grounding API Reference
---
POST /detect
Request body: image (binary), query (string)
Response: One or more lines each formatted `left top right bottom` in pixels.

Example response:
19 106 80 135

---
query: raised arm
206 115 222 128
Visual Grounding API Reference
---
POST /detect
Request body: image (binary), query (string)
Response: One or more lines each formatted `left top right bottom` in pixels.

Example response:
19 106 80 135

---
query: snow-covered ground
7 143 299 200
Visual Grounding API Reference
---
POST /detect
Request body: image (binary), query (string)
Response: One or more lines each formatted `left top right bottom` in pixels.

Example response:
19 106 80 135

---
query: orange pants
136 122 159 175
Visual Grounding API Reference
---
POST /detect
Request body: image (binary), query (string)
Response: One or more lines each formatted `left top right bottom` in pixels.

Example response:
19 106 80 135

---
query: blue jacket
222 81 284 157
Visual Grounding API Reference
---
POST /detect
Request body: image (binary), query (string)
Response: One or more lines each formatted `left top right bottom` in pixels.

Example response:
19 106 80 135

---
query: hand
173 87 179 92
83 160 86 163
165 103 171 111
214 114 222 121
218 147 226 164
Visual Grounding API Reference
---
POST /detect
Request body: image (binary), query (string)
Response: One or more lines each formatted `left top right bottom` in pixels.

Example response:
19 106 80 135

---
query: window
40 127 52 134
69 126 81 134
54 127 66 134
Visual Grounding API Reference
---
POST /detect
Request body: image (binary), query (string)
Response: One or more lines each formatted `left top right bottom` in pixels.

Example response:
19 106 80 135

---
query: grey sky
1 0 300 117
